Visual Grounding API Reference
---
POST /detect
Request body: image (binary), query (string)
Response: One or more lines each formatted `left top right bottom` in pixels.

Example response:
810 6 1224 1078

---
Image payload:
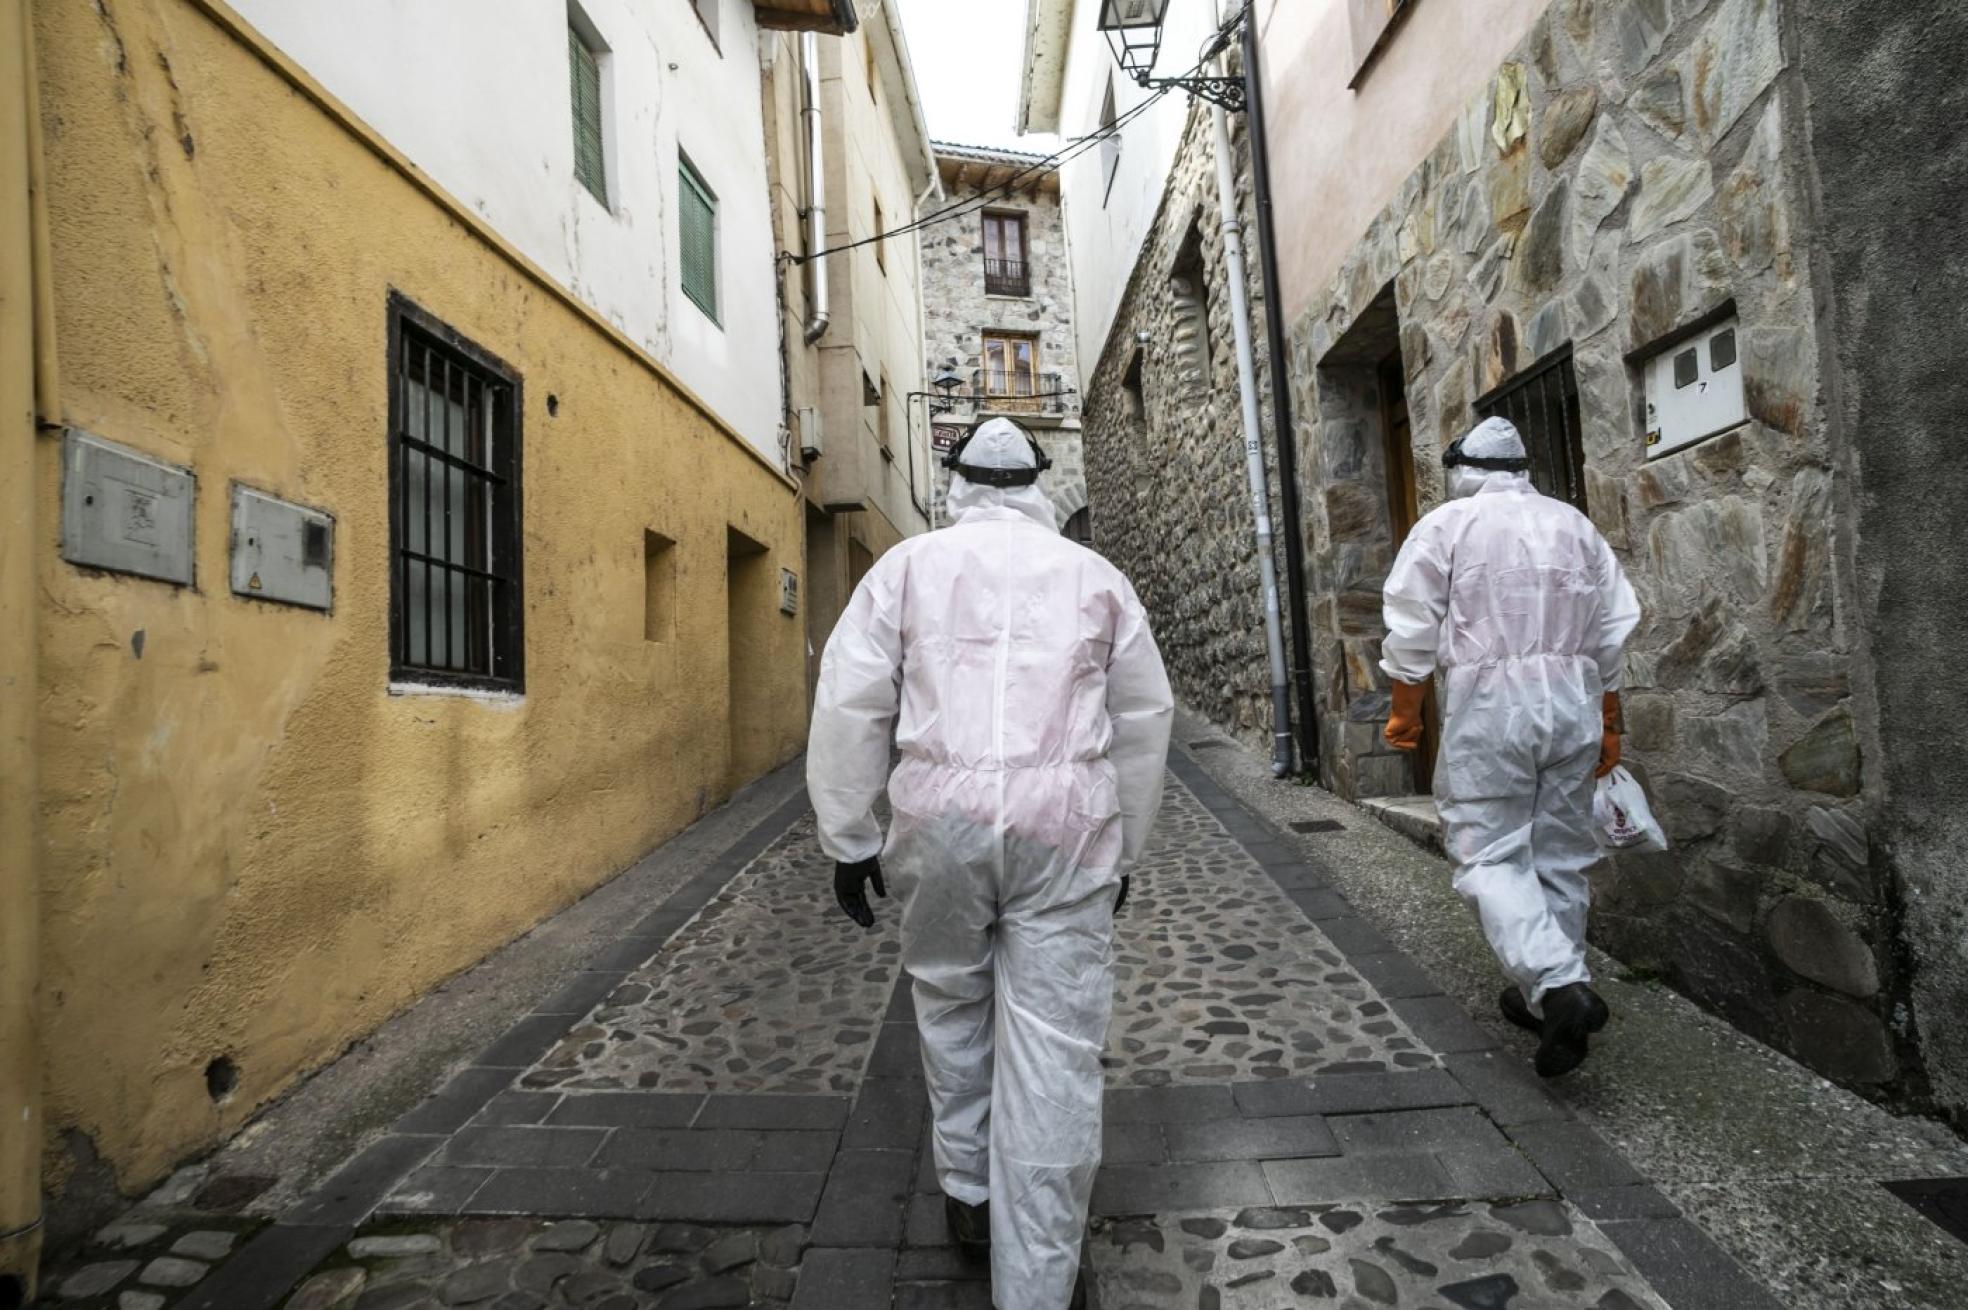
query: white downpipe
1211 6 1294 777
800 32 829 345
914 169 941 531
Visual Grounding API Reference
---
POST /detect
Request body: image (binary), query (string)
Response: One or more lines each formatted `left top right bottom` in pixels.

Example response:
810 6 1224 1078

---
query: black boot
1504 985 1609 1035
1499 986 1539 1033
1535 983 1606 1078
944 1194 990 1261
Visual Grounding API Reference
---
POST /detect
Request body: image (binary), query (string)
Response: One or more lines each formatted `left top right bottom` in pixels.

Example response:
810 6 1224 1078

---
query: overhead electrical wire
788 3 1248 266
787 89 1167 266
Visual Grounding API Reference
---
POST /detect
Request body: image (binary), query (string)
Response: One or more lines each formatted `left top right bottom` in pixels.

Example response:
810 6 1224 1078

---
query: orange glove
1384 681 1427 752
1596 690 1621 778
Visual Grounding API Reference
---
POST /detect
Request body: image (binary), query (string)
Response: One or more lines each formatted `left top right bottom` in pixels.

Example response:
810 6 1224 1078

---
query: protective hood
946 418 1057 530
1460 416 1527 462
1446 416 1530 499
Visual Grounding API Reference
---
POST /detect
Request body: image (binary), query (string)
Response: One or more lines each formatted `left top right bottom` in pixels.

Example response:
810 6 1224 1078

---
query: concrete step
1357 795 1444 854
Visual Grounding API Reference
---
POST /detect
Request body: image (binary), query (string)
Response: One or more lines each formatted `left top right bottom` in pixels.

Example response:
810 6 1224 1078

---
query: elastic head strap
944 426 1054 487
1442 435 1529 473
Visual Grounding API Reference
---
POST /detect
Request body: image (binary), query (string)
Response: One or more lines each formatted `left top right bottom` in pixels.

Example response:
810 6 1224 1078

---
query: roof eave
752 0 858 35
1017 0 1072 135
876 1 940 198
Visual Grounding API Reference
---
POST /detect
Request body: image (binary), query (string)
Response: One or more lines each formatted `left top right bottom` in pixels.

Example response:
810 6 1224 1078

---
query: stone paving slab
37 759 1765 1310
521 814 905 1096
1107 784 1438 1087
276 1216 805 1309
1087 1202 1671 1309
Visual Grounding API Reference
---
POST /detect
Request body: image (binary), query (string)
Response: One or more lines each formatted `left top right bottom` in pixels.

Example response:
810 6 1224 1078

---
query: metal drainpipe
1 0 45 1299
911 171 940 531
1211 4 1293 778
1242 10 1322 778
799 32 829 345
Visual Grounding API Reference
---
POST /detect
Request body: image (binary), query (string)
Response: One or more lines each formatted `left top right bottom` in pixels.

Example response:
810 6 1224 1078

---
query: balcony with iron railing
984 257 1031 298
970 369 1071 416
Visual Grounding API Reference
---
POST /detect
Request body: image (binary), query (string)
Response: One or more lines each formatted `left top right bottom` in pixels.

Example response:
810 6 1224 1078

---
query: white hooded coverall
1381 418 1640 1016
807 420 1174 1309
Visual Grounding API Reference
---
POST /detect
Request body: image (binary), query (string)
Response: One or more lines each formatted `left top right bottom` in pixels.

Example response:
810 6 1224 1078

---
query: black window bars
1475 345 1590 513
388 294 525 691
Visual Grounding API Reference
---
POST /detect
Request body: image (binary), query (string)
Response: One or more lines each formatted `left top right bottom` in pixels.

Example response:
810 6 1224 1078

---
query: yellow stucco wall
30 0 808 1200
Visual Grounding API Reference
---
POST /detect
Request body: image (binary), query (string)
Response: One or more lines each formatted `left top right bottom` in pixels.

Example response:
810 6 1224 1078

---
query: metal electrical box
230 485 334 611
779 568 800 616
61 430 196 586
798 406 824 461
1643 317 1746 459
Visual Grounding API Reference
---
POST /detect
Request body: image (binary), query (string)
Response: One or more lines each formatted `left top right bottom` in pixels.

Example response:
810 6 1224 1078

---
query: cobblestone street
34 749 1960 1309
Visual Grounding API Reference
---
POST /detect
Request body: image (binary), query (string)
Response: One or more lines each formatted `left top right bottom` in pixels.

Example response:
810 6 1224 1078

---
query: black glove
1114 876 1130 916
835 857 887 929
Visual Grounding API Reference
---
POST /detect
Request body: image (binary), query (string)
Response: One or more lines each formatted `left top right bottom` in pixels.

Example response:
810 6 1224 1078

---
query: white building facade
231 0 798 460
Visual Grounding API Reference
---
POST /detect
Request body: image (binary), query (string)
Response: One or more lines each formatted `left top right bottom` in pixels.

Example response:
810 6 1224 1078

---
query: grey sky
892 0 1061 155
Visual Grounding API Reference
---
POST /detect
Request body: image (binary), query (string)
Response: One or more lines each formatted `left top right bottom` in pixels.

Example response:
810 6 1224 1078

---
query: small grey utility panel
230 485 334 611
61 429 196 586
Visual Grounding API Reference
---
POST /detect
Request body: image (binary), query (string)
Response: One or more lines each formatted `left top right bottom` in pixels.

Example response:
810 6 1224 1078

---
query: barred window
569 20 607 204
389 296 525 691
680 155 720 323
1475 346 1589 513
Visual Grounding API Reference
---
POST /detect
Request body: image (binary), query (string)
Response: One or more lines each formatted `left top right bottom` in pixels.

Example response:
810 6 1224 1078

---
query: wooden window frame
680 153 721 324
568 14 608 205
981 331 1042 401
983 211 1030 297
387 292 526 693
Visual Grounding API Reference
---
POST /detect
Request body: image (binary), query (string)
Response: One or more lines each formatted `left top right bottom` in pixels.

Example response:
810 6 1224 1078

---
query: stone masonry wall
1078 98 1294 755
1282 0 1910 1100
1793 1 1968 1127
920 168 1087 529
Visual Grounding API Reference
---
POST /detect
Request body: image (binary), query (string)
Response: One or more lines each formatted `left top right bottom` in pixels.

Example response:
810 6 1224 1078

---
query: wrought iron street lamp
929 366 965 416
1097 0 1172 79
1096 0 1246 112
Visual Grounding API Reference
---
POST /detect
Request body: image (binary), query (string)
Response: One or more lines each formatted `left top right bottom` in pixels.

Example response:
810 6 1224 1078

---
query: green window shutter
679 160 719 322
570 29 606 203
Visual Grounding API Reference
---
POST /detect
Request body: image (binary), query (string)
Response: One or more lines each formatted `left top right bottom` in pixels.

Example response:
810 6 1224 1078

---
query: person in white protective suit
807 417 1173 1310
1380 416 1641 1077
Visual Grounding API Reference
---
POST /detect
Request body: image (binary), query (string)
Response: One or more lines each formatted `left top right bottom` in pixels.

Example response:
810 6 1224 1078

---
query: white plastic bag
1594 766 1669 853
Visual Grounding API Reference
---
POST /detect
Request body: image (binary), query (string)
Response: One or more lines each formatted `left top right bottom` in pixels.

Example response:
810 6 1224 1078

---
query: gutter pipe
1242 10 1322 777
1211 2 1293 778
800 32 829 345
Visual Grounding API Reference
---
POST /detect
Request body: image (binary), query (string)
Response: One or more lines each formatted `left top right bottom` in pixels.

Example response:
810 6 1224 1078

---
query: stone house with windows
919 144 1089 538
1 0 866 1282
1033 0 1968 1128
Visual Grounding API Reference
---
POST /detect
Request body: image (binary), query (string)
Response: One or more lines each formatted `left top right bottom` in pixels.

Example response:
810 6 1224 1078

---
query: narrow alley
36 725 1968 1307
8 0 1968 1307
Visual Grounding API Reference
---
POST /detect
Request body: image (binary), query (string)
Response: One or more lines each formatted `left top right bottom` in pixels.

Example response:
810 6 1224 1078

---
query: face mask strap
1442 435 1529 473
943 427 1053 486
